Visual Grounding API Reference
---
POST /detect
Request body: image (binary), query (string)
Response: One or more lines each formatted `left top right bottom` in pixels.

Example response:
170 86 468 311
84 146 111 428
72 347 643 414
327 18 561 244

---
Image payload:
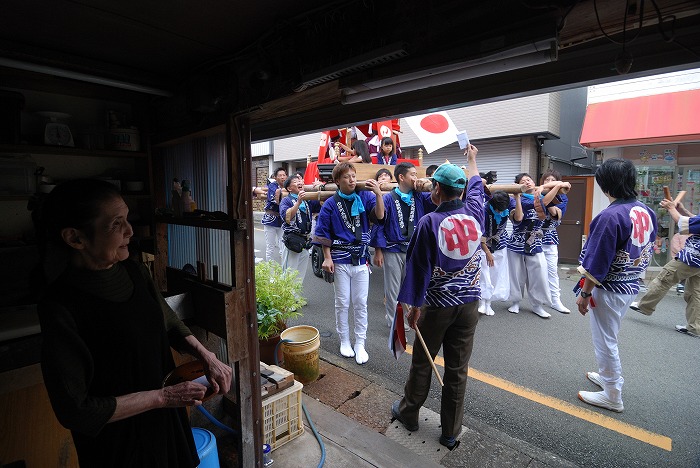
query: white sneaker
354 342 369 364
578 390 624 412
340 340 355 358
629 301 640 312
551 300 571 314
586 371 604 388
478 301 486 314
532 305 551 319
485 305 495 316
508 303 520 314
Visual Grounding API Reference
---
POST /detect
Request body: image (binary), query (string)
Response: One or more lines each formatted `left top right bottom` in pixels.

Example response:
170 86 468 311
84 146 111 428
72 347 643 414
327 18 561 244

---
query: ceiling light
0 57 173 97
341 40 557 105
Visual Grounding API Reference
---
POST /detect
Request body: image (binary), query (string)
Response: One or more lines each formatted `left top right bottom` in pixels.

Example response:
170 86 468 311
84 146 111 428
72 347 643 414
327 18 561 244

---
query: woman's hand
182 336 232 395
202 354 233 395
161 381 208 408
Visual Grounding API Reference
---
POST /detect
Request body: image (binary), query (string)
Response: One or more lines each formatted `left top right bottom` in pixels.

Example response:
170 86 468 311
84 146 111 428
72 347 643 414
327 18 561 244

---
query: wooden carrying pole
664 186 687 204
258 179 570 201
414 327 444 387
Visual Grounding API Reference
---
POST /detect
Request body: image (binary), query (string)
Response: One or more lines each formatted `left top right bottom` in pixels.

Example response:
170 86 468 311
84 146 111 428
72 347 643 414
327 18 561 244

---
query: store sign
624 144 678 165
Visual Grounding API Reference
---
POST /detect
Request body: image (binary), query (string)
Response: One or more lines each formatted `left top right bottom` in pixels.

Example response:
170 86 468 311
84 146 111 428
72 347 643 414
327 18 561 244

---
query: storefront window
636 165 673 267
677 167 700 215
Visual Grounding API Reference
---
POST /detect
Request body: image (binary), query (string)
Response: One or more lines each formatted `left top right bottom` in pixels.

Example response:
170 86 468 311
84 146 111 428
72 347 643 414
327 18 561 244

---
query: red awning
580 89 700 148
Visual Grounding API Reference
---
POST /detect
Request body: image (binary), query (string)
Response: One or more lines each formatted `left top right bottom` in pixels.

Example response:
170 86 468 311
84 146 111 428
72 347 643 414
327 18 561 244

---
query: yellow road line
404 344 672 451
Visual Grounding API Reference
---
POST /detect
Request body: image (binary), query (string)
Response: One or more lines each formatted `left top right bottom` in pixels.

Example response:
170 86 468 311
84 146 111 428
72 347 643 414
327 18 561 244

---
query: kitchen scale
37 111 74 147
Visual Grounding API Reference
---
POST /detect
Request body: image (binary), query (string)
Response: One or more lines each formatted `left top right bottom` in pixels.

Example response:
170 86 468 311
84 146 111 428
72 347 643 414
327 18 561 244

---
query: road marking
404 344 672 451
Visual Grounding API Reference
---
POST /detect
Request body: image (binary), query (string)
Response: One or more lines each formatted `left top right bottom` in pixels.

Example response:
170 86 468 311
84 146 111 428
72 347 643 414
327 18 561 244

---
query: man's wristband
580 291 592 298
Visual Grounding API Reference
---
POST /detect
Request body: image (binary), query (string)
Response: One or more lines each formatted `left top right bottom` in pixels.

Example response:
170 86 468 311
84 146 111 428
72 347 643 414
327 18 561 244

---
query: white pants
333 263 370 343
507 250 551 307
588 288 632 401
542 244 562 303
263 225 283 262
383 251 409 325
282 246 310 280
480 249 510 302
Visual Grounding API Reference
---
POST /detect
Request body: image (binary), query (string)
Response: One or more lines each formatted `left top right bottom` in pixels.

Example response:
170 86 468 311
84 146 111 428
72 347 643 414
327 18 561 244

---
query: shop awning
580 89 700 148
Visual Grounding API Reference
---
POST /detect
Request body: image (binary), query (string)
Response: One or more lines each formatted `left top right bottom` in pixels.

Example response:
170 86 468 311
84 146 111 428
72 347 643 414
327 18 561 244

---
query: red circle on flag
420 115 449 134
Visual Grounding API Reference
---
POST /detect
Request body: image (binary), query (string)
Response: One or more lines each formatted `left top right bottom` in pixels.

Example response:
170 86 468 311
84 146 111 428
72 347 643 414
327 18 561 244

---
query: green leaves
255 261 307 340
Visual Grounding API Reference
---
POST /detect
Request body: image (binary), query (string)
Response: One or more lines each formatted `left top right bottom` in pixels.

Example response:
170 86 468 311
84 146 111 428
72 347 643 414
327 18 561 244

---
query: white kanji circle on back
438 214 482 260
629 206 653 247
379 124 392 138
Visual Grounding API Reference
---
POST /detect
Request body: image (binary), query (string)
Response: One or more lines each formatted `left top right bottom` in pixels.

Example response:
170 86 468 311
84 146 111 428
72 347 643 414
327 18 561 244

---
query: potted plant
255 261 307 364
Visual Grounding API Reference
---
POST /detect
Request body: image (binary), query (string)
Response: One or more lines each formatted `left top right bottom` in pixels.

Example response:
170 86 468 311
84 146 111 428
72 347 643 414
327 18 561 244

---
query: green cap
431 164 467 189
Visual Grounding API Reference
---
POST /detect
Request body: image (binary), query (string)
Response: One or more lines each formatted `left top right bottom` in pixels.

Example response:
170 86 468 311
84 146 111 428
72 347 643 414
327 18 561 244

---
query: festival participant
540 170 571 313
576 158 656 412
373 162 435 331
378 137 399 165
391 145 484 450
479 190 511 316
369 168 392 266
425 164 439 177
261 168 287 262
313 162 385 364
35 179 232 467
506 173 570 318
280 174 321 278
338 139 373 164
630 198 700 338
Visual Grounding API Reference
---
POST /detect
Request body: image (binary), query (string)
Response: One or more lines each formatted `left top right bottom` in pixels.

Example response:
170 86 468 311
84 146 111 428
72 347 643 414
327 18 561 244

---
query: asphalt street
254 228 700 468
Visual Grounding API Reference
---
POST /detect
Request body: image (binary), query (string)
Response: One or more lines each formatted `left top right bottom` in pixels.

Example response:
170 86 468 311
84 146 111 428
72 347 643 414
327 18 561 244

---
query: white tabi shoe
478 300 486 314
532 304 551 319
551 299 571 314
508 302 520 314
578 390 624 412
354 342 369 364
485 302 495 316
586 371 604 388
340 338 355 358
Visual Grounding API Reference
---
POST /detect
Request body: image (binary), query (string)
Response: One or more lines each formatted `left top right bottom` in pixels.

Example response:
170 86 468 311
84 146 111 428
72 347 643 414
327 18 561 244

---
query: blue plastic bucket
192 428 220 468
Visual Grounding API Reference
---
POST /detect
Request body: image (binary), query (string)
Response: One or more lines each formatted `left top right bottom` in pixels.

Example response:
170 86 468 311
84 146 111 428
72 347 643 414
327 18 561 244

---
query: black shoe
675 325 699 338
391 400 418 431
439 435 459 450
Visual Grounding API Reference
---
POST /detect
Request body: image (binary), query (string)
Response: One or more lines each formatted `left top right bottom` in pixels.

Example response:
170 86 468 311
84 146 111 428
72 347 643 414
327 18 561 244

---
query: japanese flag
405 112 459 153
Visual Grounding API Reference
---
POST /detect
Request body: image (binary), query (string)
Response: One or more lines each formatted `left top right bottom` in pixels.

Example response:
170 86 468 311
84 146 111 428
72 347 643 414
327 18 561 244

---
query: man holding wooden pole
391 144 483 450
631 189 700 338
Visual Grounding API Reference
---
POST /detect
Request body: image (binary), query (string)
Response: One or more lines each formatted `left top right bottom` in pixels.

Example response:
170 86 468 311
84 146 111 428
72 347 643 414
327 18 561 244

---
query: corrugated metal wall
161 133 233 286
420 138 523 185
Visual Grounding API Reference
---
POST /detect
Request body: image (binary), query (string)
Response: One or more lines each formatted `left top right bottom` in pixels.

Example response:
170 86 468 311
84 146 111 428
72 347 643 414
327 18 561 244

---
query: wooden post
418 148 424 166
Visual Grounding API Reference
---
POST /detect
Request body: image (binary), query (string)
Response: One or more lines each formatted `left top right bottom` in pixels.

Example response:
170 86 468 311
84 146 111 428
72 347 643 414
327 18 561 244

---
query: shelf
0 144 148 159
0 195 31 201
155 215 235 230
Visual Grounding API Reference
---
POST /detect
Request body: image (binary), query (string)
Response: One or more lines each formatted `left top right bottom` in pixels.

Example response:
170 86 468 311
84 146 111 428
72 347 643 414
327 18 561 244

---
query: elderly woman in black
35 179 232 467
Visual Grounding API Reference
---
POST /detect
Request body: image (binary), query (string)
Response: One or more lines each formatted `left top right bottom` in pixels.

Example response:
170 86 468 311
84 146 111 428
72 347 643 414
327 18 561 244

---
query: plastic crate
262 380 304 451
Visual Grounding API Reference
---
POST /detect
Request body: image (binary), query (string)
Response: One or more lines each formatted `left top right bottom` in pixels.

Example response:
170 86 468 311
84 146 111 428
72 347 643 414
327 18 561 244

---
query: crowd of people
256 145 697 448
31 148 688 462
